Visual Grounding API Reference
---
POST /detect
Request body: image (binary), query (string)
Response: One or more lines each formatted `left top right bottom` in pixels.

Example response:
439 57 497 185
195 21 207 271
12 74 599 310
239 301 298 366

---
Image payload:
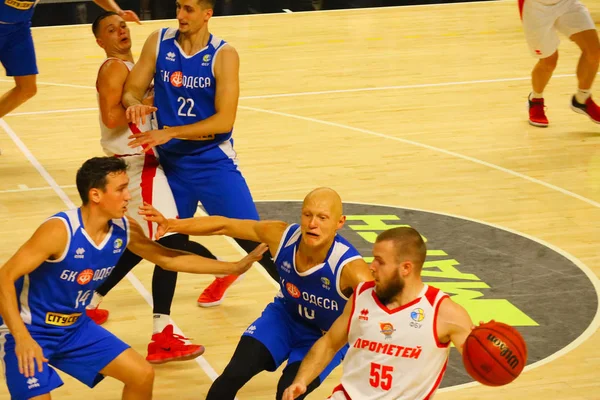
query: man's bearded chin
374 275 405 304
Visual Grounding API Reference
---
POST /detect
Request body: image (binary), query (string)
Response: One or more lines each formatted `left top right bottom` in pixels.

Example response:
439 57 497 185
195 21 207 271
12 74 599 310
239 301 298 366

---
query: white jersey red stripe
336 281 450 400
96 57 179 240
96 57 150 157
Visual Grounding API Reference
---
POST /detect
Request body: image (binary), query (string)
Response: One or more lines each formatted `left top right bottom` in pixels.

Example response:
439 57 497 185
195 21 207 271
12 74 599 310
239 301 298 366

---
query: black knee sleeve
206 336 276 400
276 361 321 400
151 234 219 314
186 240 218 259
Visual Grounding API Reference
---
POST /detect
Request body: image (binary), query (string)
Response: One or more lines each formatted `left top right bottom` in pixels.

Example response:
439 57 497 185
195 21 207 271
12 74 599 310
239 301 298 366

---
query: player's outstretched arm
283 295 354 400
93 0 141 24
126 216 268 275
0 219 66 376
139 202 287 256
339 257 373 297
123 31 159 125
437 297 474 354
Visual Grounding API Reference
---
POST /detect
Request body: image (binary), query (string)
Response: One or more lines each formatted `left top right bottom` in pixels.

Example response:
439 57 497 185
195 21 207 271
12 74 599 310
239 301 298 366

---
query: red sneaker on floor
86 307 109 325
146 325 205 364
528 96 549 127
197 275 241 307
571 95 600 124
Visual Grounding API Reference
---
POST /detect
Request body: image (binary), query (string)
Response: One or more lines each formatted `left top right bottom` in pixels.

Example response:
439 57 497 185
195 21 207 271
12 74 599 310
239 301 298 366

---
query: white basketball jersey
340 281 450 400
531 0 561 5
96 58 150 157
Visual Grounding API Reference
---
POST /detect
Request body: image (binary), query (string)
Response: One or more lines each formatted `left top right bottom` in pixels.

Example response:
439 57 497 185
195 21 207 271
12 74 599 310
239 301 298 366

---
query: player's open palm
283 383 307 400
139 202 169 240
128 129 171 150
15 334 48 378
125 104 157 126
235 243 269 274
118 10 141 24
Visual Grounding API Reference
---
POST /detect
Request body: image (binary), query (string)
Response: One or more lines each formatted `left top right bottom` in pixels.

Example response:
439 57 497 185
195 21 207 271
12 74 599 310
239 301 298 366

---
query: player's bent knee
123 361 154 392
125 357 154 388
101 349 155 388
572 30 600 59
539 52 558 70
221 362 252 383
578 37 600 63
135 362 155 389
14 76 37 100
14 84 37 101
585 46 600 64
21 84 37 99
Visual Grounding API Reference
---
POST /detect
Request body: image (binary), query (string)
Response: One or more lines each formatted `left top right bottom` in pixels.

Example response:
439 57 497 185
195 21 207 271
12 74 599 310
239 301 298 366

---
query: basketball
462 321 528 386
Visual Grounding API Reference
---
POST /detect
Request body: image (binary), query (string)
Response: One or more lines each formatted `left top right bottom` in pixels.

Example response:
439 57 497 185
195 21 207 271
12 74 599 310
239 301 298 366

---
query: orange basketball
462 321 528 386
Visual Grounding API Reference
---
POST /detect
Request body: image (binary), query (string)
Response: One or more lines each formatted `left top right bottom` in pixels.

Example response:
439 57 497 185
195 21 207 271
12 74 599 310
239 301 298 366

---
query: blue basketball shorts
158 138 260 220
242 298 348 383
0 21 38 76
0 319 130 399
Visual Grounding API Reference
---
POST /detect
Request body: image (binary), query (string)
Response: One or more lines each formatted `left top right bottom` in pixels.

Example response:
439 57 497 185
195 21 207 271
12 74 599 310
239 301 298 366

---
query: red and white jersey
96 57 150 157
339 281 450 400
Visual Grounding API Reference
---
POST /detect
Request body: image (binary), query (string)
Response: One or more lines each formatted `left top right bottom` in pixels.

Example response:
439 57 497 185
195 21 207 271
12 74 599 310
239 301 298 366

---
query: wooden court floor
1 0 599 398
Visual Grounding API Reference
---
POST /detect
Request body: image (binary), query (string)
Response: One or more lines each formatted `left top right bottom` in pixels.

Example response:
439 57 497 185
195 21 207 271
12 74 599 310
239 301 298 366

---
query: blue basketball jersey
0 0 38 23
154 28 232 158
0 208 129 333
273 224 362 332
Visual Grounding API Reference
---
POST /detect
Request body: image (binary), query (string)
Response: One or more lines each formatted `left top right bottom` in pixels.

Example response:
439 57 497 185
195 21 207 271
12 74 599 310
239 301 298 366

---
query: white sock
575 88 591 104
153 313 171 334
86 292 103 310
530 91 544 100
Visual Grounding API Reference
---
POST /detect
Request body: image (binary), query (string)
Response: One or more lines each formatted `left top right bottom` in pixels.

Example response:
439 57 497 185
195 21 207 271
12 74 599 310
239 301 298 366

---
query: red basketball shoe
146 325 205 364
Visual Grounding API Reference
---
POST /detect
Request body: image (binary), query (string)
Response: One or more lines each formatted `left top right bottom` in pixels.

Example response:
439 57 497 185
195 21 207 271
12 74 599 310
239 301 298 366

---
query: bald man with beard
139 187 373 400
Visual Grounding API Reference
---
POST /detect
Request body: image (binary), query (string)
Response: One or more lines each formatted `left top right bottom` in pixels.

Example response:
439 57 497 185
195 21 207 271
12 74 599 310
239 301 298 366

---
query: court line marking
237 74 579 100
7 107 98 116
5 0 592 392
251 199 600 392
0 119 228 389
0 79 95 90
4 172 598 391
4 104 599 270
4 108 599 276
0 74 584 112
2 87 598 394
2 72 589 117
0 184 76 194
239 105 600 209
213 102 600 391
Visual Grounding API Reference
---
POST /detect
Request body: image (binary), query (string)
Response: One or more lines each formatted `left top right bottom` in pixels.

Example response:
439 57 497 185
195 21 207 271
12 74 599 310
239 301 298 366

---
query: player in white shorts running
86 11 218 365
520 0 600 127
